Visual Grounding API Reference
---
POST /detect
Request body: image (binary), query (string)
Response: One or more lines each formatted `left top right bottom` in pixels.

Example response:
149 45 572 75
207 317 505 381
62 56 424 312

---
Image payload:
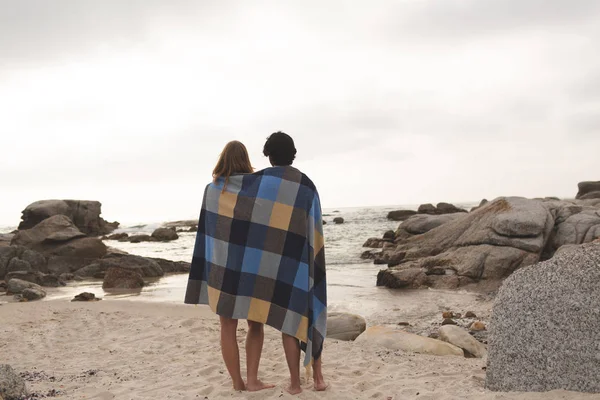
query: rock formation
575 181 600 200
486 242 600 393
18 200 118 236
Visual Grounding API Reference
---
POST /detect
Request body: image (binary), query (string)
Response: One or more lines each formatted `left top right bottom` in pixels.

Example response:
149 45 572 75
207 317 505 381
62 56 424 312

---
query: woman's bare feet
246 379 275 392
285 384 303 395
232 379 246 391
313 370 328 391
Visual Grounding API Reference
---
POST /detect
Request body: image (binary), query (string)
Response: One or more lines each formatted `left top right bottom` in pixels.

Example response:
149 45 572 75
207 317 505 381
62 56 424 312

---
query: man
262 131 327 394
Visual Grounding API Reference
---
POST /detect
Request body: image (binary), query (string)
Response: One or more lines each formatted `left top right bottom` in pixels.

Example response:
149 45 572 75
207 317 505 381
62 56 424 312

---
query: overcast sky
1 0 599 226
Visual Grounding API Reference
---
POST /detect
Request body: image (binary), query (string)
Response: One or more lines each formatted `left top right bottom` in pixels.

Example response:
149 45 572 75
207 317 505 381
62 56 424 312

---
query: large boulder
376 198 555 290
5 271 64 287
18 199 119 236
151 228 179 242
0 364 28 400
439 325 487 358
436 202 468 214
486 243 600 393
102 267 144 289
387 210 417 221
6 278 44 295
75 254 164 278
11 215 107 259
327 312 367 341
575 181 600 200
355 326 464 357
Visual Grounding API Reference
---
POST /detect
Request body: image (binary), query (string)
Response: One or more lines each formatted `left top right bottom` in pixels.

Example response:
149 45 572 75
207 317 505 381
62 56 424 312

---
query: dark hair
263 131 297 166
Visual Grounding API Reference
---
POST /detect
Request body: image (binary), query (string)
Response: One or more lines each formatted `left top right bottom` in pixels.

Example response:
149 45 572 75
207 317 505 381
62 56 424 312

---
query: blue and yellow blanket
185 166 327 366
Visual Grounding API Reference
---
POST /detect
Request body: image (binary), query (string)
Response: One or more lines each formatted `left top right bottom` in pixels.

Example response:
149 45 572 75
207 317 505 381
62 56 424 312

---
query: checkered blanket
185 166 327 366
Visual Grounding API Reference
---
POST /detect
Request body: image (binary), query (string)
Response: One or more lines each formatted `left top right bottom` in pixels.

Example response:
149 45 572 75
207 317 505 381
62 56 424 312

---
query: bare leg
313 357 328 391
219 316 245 391
245 321 275 391
282 333 302 395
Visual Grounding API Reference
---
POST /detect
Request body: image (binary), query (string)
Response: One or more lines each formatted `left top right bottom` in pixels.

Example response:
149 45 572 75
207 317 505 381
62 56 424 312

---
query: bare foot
246 380 275 392
314 374 328 391
285 384 303 395
232 380 246 391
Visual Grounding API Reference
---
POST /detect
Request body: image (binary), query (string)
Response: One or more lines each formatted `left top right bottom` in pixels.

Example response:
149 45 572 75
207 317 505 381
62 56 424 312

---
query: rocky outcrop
72 292 101 301
439 325 487 358
327 313 367 341
0 234 13 248
355 326 464 357
4 271 64 287
333 217 345 224
20 287 46 301
151 258 191 273
0 365 28 400
397 214 462 236
575 181 600 200
151 228 179 242
11 215 107 259
18 200 118 236
376 198 555 290
103 233 128 241
486 242 600 393
102 267 144 289
387 202 466 222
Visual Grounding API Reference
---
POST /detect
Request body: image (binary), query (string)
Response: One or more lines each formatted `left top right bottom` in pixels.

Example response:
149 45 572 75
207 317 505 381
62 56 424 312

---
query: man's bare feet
246 380 275 392
313 373 328 391
285 384 303 395
232 380 246 391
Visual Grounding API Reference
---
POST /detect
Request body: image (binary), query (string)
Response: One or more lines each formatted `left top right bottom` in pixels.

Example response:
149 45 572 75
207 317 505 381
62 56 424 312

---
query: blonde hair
212 141 254 189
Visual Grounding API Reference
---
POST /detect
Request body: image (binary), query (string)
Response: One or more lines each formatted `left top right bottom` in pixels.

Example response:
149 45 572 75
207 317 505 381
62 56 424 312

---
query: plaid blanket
185 166 327 366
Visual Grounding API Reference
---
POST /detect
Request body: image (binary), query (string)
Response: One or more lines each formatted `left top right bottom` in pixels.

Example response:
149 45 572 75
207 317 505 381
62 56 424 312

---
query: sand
0 300 597 400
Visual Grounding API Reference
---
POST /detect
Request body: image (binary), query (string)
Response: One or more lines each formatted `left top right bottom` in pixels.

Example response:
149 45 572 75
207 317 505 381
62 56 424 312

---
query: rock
326 312 367 341
188 225 198 232
436 202 467 214
59 272 75 281
465 311 477 318
333 217 345 224
470 321 486 331
387 210 417 221
543 203 600 258
21 287 46 301
151 228 179 241
486 243 600 393
0 364 28 400
6 258 31 273
360 250 379 260
363 238 391 248
355 326 464 357
18 199 119 236
442 318 457 326
11 216 107 260
0 282 6 292
439 325 487 358
76 254 164 278
150 258 190 273
575 181 600 200
122 234 156 243
470 199 488 212
102 266 144 289
442 311 454 319
399 214 462 236
104 233 128 241
376 197 555 290
72 292 101 301
162 220 197 229
417 203 437 215
397 322 411 326
6 278 43 294
382 230 395 240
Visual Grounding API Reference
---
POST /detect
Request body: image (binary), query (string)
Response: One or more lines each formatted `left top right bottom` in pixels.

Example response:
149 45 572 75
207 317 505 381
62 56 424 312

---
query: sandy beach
1 300 597 400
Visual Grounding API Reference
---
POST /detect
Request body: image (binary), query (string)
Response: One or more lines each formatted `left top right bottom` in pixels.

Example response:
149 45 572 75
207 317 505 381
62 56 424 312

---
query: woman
204 140 274 392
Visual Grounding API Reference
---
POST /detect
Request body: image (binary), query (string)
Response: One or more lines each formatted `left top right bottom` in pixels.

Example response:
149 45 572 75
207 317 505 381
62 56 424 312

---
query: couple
184 132 327 395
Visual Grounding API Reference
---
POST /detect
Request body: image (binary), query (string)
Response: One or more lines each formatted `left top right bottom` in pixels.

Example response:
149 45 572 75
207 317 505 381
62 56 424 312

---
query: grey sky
1 0 599 226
